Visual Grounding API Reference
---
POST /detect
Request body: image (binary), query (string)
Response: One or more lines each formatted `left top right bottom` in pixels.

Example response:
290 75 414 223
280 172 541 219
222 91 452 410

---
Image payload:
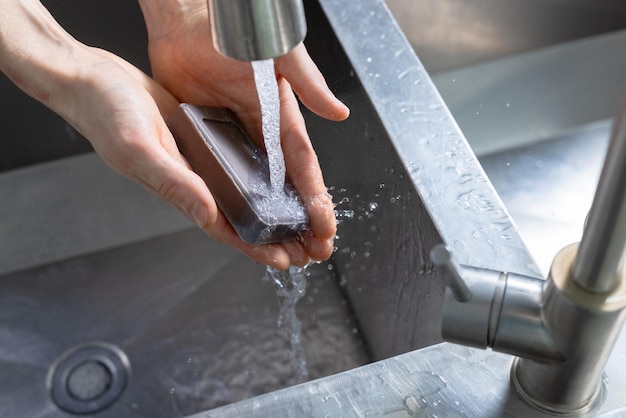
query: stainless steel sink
2 0 626 417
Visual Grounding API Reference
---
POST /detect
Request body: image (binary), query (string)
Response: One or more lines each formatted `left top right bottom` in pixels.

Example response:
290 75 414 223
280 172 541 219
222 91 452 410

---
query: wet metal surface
0 229 367 417
193 329 626 418
1 0 625 416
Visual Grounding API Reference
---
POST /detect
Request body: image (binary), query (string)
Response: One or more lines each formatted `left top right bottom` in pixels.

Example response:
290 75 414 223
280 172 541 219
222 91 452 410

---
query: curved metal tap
572 94 626 294
433 91 626 415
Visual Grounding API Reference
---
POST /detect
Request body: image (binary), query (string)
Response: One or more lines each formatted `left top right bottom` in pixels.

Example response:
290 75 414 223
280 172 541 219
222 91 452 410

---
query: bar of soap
167 104 308 245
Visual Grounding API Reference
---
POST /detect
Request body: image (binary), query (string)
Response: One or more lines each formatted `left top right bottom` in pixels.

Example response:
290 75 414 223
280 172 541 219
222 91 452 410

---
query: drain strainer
47 342 131 415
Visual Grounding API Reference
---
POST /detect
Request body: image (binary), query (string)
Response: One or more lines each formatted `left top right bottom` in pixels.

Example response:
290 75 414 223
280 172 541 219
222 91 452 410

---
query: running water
265 265 309 383
251 59 285 200
252 58 310 382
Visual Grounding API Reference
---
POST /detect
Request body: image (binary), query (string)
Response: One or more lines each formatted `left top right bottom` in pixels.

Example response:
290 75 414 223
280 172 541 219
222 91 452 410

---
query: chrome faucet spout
207 0 307 61
573 91 626 294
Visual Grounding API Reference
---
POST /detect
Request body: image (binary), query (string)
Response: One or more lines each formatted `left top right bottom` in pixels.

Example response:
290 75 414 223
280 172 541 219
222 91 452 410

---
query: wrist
137 0 207 41
0 0 85 112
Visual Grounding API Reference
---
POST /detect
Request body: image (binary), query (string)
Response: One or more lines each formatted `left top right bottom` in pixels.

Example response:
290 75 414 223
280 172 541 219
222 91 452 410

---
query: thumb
132 145 219 229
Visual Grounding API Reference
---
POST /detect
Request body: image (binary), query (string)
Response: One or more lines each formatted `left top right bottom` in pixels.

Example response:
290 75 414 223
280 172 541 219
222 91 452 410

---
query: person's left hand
138 0 350 268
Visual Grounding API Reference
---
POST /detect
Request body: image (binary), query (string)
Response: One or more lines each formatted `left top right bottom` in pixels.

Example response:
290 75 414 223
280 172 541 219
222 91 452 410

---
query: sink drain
47 342 131 415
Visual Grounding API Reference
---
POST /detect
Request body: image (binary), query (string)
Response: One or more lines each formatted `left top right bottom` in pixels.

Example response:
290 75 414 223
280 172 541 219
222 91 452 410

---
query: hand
139 0 350 268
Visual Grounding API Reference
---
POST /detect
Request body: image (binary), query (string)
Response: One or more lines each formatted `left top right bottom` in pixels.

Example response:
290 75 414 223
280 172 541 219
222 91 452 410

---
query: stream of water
252 58 310 383
251 59 285 200
265 266 309 383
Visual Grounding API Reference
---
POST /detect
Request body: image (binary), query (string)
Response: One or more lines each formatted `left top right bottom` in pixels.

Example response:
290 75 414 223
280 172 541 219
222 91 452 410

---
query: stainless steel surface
573 96 626 293
480 120 611 275
192 328 626 418
207 0 306 61
301 0 539 362
3 0 626 417
432 30 626 157
0 153 192 276
386 0 626 73
430 245 472 302
189 112 626 418
188 0 626 415
0 228 367 417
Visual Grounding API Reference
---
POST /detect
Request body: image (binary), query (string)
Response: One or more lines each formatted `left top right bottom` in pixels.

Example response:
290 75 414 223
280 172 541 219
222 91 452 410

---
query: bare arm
0 0 348 269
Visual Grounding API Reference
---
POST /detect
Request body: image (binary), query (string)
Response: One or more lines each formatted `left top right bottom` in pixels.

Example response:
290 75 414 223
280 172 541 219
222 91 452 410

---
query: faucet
207 0 307 61
432 93 626 415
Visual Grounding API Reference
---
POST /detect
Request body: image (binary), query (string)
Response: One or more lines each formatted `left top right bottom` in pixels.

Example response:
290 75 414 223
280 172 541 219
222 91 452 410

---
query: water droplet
335 209 355 219
404 396 419 415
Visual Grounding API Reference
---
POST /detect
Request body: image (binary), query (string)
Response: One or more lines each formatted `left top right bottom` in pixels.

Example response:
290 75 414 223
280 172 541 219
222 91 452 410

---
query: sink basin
0 224 367 417
1 0 626 417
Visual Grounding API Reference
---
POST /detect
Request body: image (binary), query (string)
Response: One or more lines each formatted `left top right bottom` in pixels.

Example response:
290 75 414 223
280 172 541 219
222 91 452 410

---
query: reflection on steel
207 0 306 61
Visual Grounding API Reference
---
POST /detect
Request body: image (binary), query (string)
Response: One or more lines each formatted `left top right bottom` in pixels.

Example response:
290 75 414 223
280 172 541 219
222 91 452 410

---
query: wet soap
167 104 308 245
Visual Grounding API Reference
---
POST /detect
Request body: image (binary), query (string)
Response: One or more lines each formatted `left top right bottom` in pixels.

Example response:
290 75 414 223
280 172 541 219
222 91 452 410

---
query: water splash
265 265 310 383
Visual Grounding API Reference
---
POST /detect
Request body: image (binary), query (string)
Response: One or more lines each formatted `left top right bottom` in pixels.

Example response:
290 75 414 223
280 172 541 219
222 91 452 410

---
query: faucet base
511 357 605 416
513 244 626 415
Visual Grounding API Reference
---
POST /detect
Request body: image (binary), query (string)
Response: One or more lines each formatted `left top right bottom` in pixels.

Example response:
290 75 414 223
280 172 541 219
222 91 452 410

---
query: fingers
132 133 302 270
276 43 350 122
129 136 219 230
278 80 337 249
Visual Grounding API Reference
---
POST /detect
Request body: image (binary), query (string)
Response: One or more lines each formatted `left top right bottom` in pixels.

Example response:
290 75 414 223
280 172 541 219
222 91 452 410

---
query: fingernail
190 204 209 228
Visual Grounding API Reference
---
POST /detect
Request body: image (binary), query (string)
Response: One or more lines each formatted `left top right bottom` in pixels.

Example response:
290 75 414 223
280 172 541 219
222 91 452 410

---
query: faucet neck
208 0 307 61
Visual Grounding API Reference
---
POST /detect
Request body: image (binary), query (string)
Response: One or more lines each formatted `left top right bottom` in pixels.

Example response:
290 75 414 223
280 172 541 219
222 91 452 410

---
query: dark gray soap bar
167 104 308 245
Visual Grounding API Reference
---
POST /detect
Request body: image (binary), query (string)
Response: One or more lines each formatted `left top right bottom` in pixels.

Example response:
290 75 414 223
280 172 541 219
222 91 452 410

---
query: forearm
0 0 83 115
